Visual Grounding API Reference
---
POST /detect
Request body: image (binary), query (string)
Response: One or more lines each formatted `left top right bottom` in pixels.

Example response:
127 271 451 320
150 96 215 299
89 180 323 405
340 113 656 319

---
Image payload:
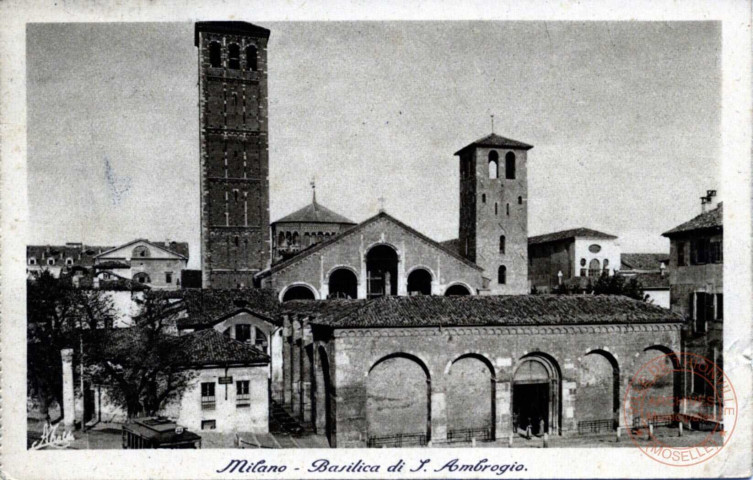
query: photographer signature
31 422 75 450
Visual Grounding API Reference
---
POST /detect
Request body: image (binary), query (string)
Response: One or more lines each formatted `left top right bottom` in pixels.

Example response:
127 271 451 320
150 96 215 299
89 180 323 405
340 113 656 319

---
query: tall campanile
455 133 532 294
195 22 271 288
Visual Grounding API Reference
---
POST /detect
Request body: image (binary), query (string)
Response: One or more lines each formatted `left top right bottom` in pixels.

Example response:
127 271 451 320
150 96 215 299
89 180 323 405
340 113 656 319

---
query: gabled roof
620 253 669 271
454 133 533 156
257 211 482 278
95 239 188 260
308 294 683 329
662 203 723 237
170 288 282 329
174 329 269 367
27 244 114 267
528 228 618 245
194 21 271 46
273 200 355 226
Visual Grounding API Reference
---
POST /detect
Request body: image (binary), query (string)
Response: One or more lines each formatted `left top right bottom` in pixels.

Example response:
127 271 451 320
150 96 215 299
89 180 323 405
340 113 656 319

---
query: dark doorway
328 269 358 299
407 269 432 296
282 285 316 302
366 245 398 298
444 284 471 296
513 383 549 435
84 384 95 424
513 356 560 436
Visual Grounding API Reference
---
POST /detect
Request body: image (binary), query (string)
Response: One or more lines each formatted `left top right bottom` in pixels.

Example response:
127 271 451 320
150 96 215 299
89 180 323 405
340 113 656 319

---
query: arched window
488 151 499 179
133 272 151 284
228 43 240 69
47 258 55 266
506 203 510 216
505 152 516 179
495 203 498 215
28 257 37 266
499 235 506 254
234 236 240 247
588 258 601 277
518 196 523 204
278 231 286 248
246 45 258 71
498 265 507 284
481 193 486 203
209 41 222 67
66 258 74 266
304 232 311 247
133 246 150 258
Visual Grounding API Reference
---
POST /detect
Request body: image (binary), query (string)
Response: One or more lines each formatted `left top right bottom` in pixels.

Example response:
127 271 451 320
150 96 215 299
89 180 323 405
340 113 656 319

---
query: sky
27 21 721 269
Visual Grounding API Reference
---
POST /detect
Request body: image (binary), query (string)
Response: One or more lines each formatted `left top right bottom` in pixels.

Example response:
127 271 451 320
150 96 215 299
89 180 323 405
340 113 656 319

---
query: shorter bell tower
455 133 532 294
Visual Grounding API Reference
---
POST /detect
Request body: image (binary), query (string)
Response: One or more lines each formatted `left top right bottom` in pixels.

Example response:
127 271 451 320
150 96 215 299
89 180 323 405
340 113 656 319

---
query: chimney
701 189 717 213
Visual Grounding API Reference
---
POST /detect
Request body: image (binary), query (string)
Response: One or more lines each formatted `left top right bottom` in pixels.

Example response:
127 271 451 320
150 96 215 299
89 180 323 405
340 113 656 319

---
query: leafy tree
592 273 647 301
85 292 196 418
27 271 117 420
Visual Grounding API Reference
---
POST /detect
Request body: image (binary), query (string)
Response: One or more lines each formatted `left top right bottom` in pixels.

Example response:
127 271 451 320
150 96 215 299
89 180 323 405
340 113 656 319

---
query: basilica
186 21 689 447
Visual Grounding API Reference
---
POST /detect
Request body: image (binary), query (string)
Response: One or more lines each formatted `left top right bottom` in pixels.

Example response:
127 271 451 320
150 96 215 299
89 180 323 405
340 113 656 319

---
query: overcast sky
27 21 720 269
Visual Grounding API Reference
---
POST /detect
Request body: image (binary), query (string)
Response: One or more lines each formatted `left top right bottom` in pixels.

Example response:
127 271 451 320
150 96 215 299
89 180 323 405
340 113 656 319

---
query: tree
27 271 117 420
592 273 647 301
85 292 196 418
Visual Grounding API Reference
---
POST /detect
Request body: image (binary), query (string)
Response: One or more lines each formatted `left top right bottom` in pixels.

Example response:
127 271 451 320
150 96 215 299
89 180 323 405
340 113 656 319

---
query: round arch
407 267 433 296
446 353 497 440
328 267 358 299
577 349 621 431
444 282 473 296
364 243 400 298
512 352 562 435
631 345 681 422
366 352 432 444
280 283 319 302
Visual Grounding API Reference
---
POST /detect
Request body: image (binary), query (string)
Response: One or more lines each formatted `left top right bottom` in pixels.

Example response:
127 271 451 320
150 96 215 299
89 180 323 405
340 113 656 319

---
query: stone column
301 345 313 424
496 380 512 438
313 347 327 434
430 385 447 443
291 340 301 416
61 348 75 432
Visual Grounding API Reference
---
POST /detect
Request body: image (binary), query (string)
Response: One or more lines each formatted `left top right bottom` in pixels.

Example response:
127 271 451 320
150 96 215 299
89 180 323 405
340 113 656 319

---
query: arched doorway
328 268 358 299
282 285 316 302
366 354 430 446
366 245 398 298
447 354 495 441
512 354 561 435
631 347 680 424
317 347 334 446
444 284 471 296
576 350 619 431
407 268 432 296
588 258 601 277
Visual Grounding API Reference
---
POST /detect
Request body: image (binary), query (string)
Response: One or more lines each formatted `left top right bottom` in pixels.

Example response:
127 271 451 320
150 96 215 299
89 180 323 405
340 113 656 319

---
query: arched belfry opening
407 269 432 296
282 285 316 302
366 245 398 298
512 354 561 436
328 268 358 299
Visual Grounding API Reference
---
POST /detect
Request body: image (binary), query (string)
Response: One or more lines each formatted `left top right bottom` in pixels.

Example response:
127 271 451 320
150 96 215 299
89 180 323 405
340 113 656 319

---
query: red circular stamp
624 352 737 466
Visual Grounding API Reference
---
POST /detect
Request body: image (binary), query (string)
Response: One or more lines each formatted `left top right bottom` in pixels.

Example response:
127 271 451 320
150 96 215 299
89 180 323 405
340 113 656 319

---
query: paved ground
28 420 721 450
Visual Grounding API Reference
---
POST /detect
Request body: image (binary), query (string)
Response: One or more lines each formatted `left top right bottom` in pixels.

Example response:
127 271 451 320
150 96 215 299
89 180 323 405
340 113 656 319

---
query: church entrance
512 355 560 436
366 245 398 298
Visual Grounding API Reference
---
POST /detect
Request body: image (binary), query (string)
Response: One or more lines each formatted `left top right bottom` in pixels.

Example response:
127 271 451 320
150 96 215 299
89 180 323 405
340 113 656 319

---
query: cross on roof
378 196 386 212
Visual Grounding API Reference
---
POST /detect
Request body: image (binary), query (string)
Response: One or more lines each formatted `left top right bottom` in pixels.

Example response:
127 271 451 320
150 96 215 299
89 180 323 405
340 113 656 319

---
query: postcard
1 0 751 479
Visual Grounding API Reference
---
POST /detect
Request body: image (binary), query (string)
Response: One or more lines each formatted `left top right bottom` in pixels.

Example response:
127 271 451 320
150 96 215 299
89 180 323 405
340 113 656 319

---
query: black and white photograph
2 1 751 479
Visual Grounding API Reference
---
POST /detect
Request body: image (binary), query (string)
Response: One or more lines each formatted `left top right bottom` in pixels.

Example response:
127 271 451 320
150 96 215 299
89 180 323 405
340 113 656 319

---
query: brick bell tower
195 22 271 288
455 133 532 294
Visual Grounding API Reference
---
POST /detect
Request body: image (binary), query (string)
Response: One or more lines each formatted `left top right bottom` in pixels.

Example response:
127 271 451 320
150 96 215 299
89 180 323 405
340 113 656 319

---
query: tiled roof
96 239 188 260
273 200 355 225
528 228 618 245
662 203 723 237
257 211 482 278
169 288 282 328
282 299 367 318
309 294 682 329
88 328 268 367
454 133 533 156
174 329 269 366
620 253 669 271
27 244 114 267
